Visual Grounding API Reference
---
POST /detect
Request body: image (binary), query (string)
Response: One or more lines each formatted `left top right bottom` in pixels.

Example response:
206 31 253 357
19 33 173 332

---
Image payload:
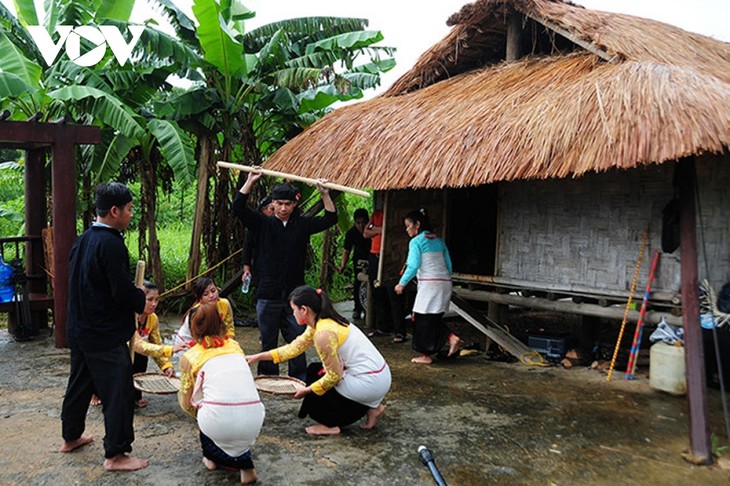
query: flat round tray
133 372 181 395
254 375 306 396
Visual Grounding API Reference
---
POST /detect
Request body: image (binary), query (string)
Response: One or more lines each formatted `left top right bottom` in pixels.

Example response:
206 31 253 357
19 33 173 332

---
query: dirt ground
1 306 729 485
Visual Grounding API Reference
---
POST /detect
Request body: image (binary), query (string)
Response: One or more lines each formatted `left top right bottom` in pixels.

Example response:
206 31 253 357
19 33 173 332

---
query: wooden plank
455 287 683 326
450 293 534 360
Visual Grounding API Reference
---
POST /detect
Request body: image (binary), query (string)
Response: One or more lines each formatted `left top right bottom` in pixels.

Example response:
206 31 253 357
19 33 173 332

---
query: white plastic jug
649 342 686 395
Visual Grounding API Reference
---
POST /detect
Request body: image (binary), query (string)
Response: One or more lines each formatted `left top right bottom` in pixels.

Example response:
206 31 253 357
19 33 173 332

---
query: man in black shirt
60 182 147 472
337 208 370 319
233 171 336 381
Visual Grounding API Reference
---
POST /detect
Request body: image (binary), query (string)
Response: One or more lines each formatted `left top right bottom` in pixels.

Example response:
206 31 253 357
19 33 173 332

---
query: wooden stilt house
258 0 730 462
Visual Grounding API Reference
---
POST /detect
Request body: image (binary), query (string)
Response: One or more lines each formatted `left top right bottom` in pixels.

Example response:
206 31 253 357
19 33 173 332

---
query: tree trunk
187 136 212 284
138 153 164 290
318 227 338 290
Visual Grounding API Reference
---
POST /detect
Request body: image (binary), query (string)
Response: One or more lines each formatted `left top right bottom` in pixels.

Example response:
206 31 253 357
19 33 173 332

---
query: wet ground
0 306 729 485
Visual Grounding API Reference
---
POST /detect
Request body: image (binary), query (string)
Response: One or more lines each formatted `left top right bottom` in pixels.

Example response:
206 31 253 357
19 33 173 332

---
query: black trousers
298 363 369 428
200 431 254 470
368 253 406 336
352 260 365 313
61 341 135 458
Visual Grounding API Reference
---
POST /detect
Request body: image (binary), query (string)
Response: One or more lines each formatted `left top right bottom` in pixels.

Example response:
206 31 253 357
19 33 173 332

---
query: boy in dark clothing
337 208 370 319
233 171 336 381
60 182 147 472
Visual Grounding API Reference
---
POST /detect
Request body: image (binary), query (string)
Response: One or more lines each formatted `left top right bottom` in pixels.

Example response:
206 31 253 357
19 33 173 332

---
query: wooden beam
453 287 683 326
506 12 523 61
0 121 100 145
451 293 534 360
677 158 711 464
451 272 680 304
522 11 616 63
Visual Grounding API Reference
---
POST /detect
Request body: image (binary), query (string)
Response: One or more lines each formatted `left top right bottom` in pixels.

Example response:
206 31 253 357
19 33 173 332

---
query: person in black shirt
60 182 147 472
241 195 274 290
337 208 370 319
232 171 336 381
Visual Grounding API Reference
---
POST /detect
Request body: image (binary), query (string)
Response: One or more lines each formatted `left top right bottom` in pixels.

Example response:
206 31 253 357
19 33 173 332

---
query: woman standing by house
395 208 461 364
246 286 390 436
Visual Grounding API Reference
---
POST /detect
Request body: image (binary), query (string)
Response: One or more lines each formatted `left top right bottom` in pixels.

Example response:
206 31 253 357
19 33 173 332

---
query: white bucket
649 342 687 396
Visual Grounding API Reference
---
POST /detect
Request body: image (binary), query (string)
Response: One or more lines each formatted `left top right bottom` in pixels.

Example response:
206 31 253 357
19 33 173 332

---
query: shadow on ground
0 306 728 485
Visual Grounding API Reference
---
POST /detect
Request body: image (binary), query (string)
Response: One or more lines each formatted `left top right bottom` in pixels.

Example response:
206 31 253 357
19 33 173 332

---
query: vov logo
27 26 145 67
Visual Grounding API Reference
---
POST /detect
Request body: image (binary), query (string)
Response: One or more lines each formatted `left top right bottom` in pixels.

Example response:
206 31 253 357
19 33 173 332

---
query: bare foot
60 435 94 452
103 454 149 471
360 404 385 430
447 334 462 357
241 468 258 484
202 457 217 470
305 424 341 436
411 355 433 364
135 398 148 408
90 395 101 406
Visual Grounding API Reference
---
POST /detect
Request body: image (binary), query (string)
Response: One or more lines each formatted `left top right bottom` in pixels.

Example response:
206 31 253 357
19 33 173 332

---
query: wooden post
52 132 76 348
677 158 711 464
506 12 523 62
25 148 48 332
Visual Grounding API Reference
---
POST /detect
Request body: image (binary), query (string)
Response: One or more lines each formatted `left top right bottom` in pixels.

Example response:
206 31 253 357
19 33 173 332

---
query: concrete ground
0 304 729 485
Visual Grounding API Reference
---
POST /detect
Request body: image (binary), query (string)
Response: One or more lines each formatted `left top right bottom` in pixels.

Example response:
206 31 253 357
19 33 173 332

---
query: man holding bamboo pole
233 170 337 381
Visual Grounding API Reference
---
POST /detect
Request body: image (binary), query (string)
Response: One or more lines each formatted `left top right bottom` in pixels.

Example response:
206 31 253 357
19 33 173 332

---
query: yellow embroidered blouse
270 318 350 396
135 313 173 372
177 338 245 418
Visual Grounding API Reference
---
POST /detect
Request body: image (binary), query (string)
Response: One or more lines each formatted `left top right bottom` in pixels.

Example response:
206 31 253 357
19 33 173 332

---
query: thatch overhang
262 0 730 190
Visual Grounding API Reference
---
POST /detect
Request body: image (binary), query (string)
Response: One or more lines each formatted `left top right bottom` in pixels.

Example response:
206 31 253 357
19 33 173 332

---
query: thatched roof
263 0 730 191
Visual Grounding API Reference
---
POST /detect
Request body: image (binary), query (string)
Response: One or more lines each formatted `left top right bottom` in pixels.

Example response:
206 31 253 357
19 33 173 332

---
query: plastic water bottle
0 256 14 303
241 273 251 294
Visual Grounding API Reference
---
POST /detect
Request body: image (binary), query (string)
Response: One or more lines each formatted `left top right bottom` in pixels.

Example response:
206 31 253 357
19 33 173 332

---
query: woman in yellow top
247 286 391 436
178 303 264 485
175 276 235 346
131 281 175 408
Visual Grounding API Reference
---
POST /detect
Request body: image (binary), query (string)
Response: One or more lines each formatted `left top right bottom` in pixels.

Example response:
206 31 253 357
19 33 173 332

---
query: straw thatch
263 0 730 190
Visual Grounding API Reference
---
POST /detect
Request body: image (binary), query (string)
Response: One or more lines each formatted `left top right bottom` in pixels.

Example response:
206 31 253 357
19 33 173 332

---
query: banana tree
0 0 198 288
155 0 396 281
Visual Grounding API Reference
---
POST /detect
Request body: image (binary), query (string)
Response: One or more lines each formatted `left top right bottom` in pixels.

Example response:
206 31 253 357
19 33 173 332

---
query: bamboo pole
606 228 649 381
625 250 660 379
216 161 370 198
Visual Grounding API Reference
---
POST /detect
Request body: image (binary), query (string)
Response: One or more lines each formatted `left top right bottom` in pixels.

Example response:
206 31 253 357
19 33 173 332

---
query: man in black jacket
59 182 147 472
233 171 336 381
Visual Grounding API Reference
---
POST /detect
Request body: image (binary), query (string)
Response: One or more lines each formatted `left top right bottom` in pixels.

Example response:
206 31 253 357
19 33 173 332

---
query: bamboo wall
378 154 730 302
497 154 730 297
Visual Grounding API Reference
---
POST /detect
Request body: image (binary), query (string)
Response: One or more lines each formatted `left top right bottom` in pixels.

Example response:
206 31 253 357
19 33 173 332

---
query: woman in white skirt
395 208 461 364
247 286 391 436
178 303 264 484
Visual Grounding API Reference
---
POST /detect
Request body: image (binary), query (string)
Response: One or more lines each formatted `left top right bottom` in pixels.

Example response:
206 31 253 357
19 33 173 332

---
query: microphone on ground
418 445 447 486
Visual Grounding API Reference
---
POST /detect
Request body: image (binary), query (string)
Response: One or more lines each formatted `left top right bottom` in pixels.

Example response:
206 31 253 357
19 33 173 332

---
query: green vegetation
712 432 728 458
0 0 383 315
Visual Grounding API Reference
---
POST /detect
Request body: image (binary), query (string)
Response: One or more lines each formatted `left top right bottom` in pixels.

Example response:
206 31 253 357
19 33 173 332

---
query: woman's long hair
404 207 434 233
189 302 225 342
289 285 349 327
